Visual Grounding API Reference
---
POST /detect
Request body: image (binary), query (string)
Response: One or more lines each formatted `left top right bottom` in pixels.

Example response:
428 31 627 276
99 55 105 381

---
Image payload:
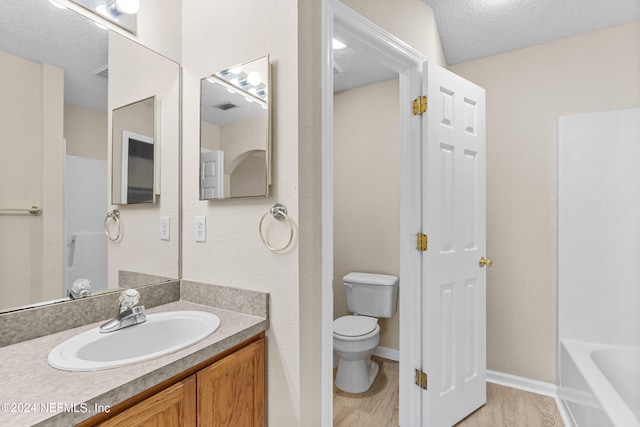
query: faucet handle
119 288 140 311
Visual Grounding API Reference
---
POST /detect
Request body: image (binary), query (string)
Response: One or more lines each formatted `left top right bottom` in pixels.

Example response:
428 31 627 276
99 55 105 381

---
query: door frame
321 1 427 425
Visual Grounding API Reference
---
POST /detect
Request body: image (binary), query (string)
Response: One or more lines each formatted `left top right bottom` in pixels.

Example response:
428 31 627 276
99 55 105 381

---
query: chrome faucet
99 289 147 333
68 278 92 300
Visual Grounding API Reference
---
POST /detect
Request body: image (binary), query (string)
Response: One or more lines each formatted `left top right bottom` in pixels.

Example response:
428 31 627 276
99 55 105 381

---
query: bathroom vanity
80 334 265 426
0 282 269 427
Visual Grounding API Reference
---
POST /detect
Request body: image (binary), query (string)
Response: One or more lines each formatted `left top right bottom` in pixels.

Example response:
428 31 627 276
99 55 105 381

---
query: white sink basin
48 310 221 371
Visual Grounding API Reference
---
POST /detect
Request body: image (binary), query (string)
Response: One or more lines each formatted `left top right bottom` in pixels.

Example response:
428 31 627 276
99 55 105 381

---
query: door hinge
416 233 428 251
412 96 427 115
415 369 428 390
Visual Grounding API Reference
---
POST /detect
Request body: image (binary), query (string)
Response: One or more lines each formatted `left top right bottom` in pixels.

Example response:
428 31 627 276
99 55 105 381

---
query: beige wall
107 32 181 287
64 103 107 161
220 116 266 171
450 20 640 383
333 79 400 350
220 116 268 197
0 52 64 308
200 122 220 151
230 153 267 197
41 64 65 304
181 1 306 423
181 0 442 423
201 116 267 196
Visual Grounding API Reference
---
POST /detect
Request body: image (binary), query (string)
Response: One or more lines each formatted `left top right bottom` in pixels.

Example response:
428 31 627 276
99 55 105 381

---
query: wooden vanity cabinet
198 335 265 426
82 334 265 427
96 376 196 427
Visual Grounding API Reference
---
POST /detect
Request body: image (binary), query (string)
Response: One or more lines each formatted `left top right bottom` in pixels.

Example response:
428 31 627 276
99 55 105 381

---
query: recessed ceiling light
332 39 348 50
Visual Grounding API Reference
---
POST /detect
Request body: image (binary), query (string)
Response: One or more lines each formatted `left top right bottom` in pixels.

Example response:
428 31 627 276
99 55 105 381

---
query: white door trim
321 1 427 425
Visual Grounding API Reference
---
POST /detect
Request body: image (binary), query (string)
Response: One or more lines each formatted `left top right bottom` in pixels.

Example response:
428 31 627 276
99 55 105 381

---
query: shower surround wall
558 107 640 345
558 107 640 426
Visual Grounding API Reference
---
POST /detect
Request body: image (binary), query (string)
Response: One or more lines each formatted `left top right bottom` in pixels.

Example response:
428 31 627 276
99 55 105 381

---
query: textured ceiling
201 79 267 126
422 0 640 65
333 22 397 92
0 0 108 112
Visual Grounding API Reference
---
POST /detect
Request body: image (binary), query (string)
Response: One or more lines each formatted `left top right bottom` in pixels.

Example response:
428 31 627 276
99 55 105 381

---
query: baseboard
487 369 575 424
486 370 557 397
372 346 399 361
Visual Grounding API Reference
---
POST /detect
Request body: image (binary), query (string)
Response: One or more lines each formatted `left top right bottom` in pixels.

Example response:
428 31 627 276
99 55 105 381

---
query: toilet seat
333 315 378 340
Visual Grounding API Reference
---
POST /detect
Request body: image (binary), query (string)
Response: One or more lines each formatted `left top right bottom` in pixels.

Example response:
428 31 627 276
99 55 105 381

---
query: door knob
479 257 492 267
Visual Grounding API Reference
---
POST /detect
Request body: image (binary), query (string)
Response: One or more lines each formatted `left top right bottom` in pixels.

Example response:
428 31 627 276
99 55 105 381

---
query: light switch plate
160 217 170 241
195 216 206 242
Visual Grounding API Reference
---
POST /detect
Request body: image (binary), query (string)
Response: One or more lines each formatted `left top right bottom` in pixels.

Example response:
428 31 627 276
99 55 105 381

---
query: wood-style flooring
333 356 564 427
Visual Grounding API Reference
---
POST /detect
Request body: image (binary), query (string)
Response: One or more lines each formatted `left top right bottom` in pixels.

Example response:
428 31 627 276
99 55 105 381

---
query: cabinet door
97 375 196 427
197 338 265 427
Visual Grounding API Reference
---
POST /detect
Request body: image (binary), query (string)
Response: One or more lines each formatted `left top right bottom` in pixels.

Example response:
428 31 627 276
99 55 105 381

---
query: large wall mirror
0 1 180 313
200 56 271 199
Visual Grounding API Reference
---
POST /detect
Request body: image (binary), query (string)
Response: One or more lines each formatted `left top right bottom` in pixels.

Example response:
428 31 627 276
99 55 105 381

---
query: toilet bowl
333 315 380 393
333 272 398 394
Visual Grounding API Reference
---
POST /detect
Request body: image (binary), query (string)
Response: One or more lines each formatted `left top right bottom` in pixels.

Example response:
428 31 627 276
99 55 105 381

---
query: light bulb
229 66 243 75
247 71 262 86
114 0 140 14
48 0 67 9
332 39 347 50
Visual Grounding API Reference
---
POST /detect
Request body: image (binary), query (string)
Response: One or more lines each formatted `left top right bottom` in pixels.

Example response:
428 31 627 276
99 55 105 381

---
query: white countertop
0 301 268 426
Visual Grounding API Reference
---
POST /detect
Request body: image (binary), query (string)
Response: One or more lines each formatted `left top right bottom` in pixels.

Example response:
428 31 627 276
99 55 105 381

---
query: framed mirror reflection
112 96 157 205
0 0 180 313
199 55 271 200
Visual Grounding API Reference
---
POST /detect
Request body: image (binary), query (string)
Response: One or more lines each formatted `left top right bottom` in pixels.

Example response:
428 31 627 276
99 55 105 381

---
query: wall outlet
160 217 170 241
195 216 206 242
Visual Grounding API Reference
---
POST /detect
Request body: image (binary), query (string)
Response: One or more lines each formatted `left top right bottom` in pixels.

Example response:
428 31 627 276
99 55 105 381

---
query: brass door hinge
415 369 428 390
412 96 427 115
416 233 428 251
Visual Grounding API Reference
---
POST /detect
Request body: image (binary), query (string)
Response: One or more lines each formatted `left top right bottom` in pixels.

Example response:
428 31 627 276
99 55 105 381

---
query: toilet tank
344 272 398 318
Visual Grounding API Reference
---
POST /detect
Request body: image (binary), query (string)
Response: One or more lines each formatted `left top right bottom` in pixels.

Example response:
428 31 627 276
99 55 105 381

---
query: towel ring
259 203 295 252
104 209 121 242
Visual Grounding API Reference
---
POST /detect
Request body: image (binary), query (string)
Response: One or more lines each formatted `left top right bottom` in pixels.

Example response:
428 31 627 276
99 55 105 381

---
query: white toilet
333 272 399 393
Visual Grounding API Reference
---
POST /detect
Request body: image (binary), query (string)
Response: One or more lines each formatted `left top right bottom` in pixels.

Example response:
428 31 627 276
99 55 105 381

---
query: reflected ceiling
0 0 107 111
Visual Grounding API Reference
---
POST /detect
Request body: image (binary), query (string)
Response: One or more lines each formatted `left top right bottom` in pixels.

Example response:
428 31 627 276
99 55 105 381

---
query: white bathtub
560 340 640 427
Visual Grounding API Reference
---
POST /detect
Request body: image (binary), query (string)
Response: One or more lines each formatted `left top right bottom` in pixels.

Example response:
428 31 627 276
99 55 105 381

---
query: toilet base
335 356 379 394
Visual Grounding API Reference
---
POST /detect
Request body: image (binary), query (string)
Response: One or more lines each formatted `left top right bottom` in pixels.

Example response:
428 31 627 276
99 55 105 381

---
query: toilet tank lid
343 272 398 286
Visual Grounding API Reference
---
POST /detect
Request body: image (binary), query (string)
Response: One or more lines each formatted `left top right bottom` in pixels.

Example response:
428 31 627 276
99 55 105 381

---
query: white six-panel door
421 62 487 426
200 149 224 199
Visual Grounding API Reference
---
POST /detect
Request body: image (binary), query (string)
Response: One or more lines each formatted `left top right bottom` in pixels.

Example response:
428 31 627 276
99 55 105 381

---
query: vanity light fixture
108 0 140 15
247 71 262 86
48 0 68 9
68 0 138 33
95 5 113 20
207 74 267 106
97 0 139 18
332 38 348 50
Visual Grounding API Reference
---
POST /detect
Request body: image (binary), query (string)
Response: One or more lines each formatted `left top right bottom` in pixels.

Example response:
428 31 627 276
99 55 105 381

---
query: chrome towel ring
104 209 121 242
259 203 295 252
